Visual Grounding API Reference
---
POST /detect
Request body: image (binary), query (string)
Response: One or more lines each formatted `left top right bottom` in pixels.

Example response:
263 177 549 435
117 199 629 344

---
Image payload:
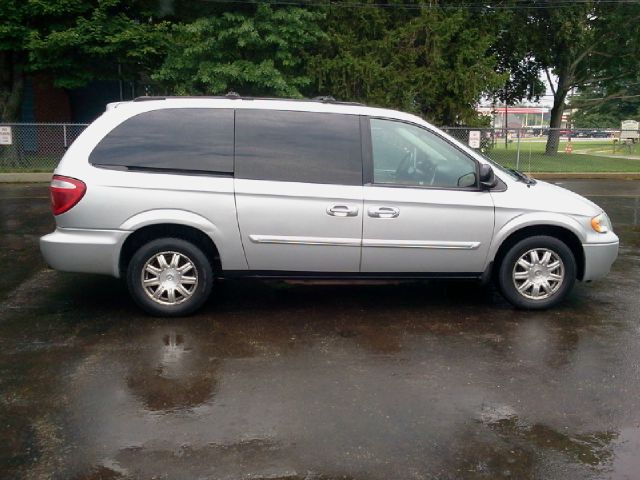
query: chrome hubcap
512 248 564 300
141 251 198 305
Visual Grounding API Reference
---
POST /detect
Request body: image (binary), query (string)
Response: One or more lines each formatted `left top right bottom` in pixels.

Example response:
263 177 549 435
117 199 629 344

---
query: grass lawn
485 140 640 172
0 168 53 173
489 151 640 173
516 138 640 155
0 155 58 172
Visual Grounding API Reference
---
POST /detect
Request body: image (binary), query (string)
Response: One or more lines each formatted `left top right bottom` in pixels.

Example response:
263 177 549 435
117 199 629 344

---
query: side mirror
479 164 498 190
457 172 477 188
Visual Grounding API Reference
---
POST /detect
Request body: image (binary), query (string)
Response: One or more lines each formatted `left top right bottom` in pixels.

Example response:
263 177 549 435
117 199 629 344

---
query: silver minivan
40 95 619 316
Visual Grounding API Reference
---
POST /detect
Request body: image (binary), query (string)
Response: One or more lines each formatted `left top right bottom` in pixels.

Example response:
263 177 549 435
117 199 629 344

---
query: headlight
591 212 612 233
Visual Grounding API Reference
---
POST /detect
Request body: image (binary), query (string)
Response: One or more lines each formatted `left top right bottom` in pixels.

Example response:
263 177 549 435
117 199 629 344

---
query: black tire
126 237 213 317
497 235 576 310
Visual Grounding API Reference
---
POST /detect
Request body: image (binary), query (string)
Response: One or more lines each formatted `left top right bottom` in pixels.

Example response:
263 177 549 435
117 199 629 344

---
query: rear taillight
50 175 86 215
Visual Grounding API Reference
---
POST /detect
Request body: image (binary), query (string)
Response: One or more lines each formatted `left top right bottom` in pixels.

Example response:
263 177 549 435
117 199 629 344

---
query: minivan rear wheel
497 235 576 309
127 238 213 316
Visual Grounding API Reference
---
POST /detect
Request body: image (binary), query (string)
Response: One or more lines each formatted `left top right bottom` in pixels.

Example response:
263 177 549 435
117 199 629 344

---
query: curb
0 173 52 183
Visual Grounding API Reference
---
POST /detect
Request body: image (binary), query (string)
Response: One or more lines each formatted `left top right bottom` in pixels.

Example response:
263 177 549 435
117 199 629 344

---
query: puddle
478 404 617 467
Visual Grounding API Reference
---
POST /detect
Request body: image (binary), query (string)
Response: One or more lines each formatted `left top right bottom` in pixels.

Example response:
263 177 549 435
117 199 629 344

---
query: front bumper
40 228 130 278
582 239 619 281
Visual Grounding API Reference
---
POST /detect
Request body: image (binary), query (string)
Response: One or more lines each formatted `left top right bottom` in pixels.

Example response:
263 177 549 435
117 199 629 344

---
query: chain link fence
443 127 640 173
0 123 88 172
1 123 639 173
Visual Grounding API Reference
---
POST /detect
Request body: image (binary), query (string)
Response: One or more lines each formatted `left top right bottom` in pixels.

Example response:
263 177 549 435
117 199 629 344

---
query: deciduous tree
0 0 166 121
493 0 640 154
307 2 506 125
153 4 325 97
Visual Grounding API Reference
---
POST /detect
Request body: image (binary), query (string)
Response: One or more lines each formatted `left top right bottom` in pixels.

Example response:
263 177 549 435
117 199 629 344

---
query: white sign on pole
468 130 481 149
0 126 12 145
621 120 639 140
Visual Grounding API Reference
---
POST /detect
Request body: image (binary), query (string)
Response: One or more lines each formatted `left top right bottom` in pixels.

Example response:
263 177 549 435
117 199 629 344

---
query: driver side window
370 118 477 188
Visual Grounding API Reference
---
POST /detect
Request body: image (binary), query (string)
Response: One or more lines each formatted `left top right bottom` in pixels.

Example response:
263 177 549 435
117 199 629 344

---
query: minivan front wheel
127 238 213 316
497 235 576 309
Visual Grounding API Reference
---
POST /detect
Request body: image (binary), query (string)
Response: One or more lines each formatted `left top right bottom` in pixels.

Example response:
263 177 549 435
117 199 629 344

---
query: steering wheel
396 149 437 185
395 150 413 179
425 162 437 185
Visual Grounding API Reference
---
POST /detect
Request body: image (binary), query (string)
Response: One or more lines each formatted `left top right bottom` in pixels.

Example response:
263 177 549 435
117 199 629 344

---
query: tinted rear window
235 109 362 185
89 108 234 173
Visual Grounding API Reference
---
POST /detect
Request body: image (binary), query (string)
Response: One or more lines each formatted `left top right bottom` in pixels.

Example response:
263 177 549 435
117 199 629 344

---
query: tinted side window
90 108 234 173
235 109 362 185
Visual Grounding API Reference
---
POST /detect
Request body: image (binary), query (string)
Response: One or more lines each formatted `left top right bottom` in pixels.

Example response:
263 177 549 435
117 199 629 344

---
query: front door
234 109 363 272
361 118 494 274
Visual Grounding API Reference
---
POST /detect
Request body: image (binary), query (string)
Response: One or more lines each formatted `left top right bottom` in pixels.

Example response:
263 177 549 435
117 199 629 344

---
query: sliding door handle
368 206 400 218
327 204 359 217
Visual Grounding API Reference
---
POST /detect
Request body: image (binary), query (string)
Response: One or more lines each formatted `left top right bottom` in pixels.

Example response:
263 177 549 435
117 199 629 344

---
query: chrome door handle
368 206 400 218
327 204 359 217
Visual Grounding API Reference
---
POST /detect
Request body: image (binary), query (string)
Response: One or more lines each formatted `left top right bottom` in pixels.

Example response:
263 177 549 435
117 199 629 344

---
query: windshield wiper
509 168 536 185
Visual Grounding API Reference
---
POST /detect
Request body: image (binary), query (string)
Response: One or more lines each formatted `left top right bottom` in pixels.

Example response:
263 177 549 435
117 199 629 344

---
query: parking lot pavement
1 180 639 480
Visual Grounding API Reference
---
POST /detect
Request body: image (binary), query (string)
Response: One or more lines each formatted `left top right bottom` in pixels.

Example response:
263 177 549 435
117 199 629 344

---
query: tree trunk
545 100 564 155
545 75 569 156
0 53 26 168
0 53 25 122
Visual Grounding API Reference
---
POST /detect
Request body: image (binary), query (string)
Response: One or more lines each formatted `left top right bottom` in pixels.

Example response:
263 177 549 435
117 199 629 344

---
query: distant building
18 73 139 124
477 106 550 129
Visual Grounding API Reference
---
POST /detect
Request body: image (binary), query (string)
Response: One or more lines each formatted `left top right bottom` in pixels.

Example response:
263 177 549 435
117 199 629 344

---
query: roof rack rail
130 94 364 106
312 95 336 103
312 95 363 106
133 96 167 102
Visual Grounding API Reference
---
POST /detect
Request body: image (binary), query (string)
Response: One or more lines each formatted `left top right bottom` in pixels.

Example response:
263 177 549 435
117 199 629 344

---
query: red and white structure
477 106 550 128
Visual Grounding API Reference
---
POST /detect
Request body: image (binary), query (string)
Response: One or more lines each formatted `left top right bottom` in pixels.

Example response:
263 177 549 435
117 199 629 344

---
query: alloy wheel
141 251 199 305
512 248 565 300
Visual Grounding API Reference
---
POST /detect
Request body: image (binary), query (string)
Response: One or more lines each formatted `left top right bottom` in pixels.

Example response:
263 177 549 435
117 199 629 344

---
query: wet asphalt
0 180 639 480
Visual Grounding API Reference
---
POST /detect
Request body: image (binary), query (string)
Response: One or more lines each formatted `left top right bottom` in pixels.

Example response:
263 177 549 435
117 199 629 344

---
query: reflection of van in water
41 95 619 316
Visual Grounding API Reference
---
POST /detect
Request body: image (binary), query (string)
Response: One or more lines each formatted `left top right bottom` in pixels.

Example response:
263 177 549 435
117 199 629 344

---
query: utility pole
504 84 508 149
492 95 497 148
118 62 124 101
